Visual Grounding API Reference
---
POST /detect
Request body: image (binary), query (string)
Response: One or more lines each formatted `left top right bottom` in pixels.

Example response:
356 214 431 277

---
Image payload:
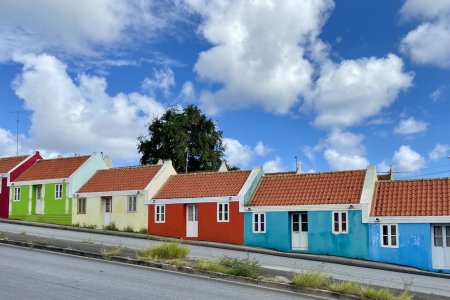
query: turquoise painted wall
244 211 291 252
369 223 437 271
71 153 108 194
308 210 369 259
244 210 369 259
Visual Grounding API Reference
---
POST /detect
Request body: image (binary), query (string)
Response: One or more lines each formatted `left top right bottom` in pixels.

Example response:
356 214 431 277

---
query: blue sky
0 0 449 178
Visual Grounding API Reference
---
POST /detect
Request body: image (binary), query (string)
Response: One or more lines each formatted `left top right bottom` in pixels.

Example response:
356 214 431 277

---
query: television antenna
10 110 24 156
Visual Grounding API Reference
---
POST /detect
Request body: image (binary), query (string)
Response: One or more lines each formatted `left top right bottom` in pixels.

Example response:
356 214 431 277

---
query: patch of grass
219 256 260 279
72 222 80 227
0 231 10 240
194 259 226 273
82 224 97 229
138 228 148 234
19 230 27 235
103 222 118 231
101 245 122 259
329 281 363 295
165 259 191 268
123 226 135 233
139 242 190 260
292 270 331 289
265 276 290 284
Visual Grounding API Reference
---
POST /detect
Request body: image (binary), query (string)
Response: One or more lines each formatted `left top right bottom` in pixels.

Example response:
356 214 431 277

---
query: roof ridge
37 155 91 162
0 155 29 160
172 170 251 177
263 169 366 178
102 164 161 171
378 177 450 183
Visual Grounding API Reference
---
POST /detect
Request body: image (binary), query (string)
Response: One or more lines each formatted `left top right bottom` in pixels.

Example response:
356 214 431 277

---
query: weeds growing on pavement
123 226 135 233
139 242 190 260
291 270 331 289
101 245 122 259
138 228 148 234
193 256 261 279
103 222 118 231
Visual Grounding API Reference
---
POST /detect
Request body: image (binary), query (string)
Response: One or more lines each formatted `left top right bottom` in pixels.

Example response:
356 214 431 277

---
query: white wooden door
186 204 198 237
292 212 308 250
432 225 450 269
35 185 43 215
104 197 112 226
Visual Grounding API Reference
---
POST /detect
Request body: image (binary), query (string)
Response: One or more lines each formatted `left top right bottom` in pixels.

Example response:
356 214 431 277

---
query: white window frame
217 203 229 222
332 211 348 234
77 198 86 214
380 224 399 248
55 184 63 199
127 195 137 213
155 204 165 223
13 187 21 201
253 212 266 233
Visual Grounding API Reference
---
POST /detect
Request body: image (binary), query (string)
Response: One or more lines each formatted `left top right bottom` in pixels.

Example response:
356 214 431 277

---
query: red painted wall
0 152 41 218
148 201 244 245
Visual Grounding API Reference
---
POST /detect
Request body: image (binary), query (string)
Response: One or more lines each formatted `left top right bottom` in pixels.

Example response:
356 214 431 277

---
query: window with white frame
332 211 348 234
128 196 137 212
155 205 165 223
253 213 266 233
13 187 21 201
55 184 63 199
381 224 398 247
217 203 229 222
77 198 86 214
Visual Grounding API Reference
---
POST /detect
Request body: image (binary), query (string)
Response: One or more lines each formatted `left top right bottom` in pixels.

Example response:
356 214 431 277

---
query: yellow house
73 160 175 232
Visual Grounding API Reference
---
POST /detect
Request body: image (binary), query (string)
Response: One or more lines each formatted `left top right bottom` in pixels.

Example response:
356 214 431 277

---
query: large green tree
138 105 225 172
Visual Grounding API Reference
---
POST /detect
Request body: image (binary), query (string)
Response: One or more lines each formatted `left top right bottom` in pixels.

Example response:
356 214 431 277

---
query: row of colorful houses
0 153 449 273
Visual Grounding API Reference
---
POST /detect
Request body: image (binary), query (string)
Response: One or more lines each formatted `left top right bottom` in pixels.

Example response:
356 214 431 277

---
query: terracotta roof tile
77 164 162 193
0 155 29 173
153 171 251 199
371 178 450 217
249 170 366 206
14 155 90 182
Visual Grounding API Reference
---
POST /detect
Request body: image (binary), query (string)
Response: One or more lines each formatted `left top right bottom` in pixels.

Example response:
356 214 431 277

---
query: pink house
0 152 42 218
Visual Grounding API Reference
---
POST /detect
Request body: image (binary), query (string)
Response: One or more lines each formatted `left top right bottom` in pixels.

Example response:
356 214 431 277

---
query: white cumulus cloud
429 143 450 160
393 145 426 172
394 117 428 135
263 156 285 173
223 138 272 168
11 53 165 162
142 67 176 97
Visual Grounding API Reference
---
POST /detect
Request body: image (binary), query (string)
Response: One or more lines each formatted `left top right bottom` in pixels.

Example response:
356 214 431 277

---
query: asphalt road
1 222 449 297
0 245 318 300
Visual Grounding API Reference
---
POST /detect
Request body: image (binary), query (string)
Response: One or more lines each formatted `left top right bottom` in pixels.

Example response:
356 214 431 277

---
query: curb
0 237 357 300
2 218 450 280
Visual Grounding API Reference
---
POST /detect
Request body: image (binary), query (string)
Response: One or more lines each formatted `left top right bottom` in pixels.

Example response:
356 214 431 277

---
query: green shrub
292 270 331 289
166 259 191 267
139 242 190 260
329 281 362 295
103 222 118 231
138 228 148 234
219 257 260 279
123 226 135 233
194 259 226 273
100 245 122 258
360 287 396 300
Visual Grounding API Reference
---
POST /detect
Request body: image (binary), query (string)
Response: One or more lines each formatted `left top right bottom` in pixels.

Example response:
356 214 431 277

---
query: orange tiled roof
0 155 29 173
153 171 251 199
371 178 450 217
249 170 366 206
14 155 90 181
77 165 162 193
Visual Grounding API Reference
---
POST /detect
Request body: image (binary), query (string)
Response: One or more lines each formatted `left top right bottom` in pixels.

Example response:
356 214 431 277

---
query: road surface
0 245 319 300
1 222 449 297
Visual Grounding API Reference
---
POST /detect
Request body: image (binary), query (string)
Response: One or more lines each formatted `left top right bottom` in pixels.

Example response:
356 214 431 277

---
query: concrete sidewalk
1 218 449 280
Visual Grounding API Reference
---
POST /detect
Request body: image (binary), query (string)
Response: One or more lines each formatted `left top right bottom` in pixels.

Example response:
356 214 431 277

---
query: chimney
103 154 114 168
296 163 302 174
157 159 163 165
218 160 228 172
388 165 394 180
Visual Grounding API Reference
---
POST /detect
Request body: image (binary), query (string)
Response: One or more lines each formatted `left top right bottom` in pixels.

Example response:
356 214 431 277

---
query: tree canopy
138 105 225 173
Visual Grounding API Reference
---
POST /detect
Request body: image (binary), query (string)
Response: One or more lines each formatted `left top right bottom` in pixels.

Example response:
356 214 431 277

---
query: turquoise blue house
369 178 450 273
244 166 377 259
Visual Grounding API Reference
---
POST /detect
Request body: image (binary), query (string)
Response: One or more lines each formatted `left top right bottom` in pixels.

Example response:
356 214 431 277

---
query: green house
10 153 109 225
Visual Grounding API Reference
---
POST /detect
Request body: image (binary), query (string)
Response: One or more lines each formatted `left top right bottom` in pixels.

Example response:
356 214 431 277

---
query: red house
147 167 263 244
0 152 42 218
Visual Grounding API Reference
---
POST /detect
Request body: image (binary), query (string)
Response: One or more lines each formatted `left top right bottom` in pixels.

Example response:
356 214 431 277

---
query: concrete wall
244 210 369 259
369 223 433 271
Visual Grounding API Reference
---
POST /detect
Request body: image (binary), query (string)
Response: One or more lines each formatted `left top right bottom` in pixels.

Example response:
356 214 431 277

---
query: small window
13 187 21 201
253 213 266 233
77 198 86 214
217 203 229 222
55 184 63 199
155 205 165 223
332 211 348 234
434 226 443 247
128 196 137 212
381 224 398 248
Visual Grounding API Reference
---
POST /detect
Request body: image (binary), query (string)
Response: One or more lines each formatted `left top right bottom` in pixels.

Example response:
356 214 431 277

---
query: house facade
244 167 377 259
0 152 42 218
369 178 450 273
147 167 263 244
74 161 175 231
10 153 109 225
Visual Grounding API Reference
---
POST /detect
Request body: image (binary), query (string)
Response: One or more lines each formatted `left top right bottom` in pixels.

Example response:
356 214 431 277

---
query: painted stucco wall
0 177 9 218
308 210 369 259
242 168 263 205
71 153 109 195
244 211 291 252
369 223 433 271
73 194 147 231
